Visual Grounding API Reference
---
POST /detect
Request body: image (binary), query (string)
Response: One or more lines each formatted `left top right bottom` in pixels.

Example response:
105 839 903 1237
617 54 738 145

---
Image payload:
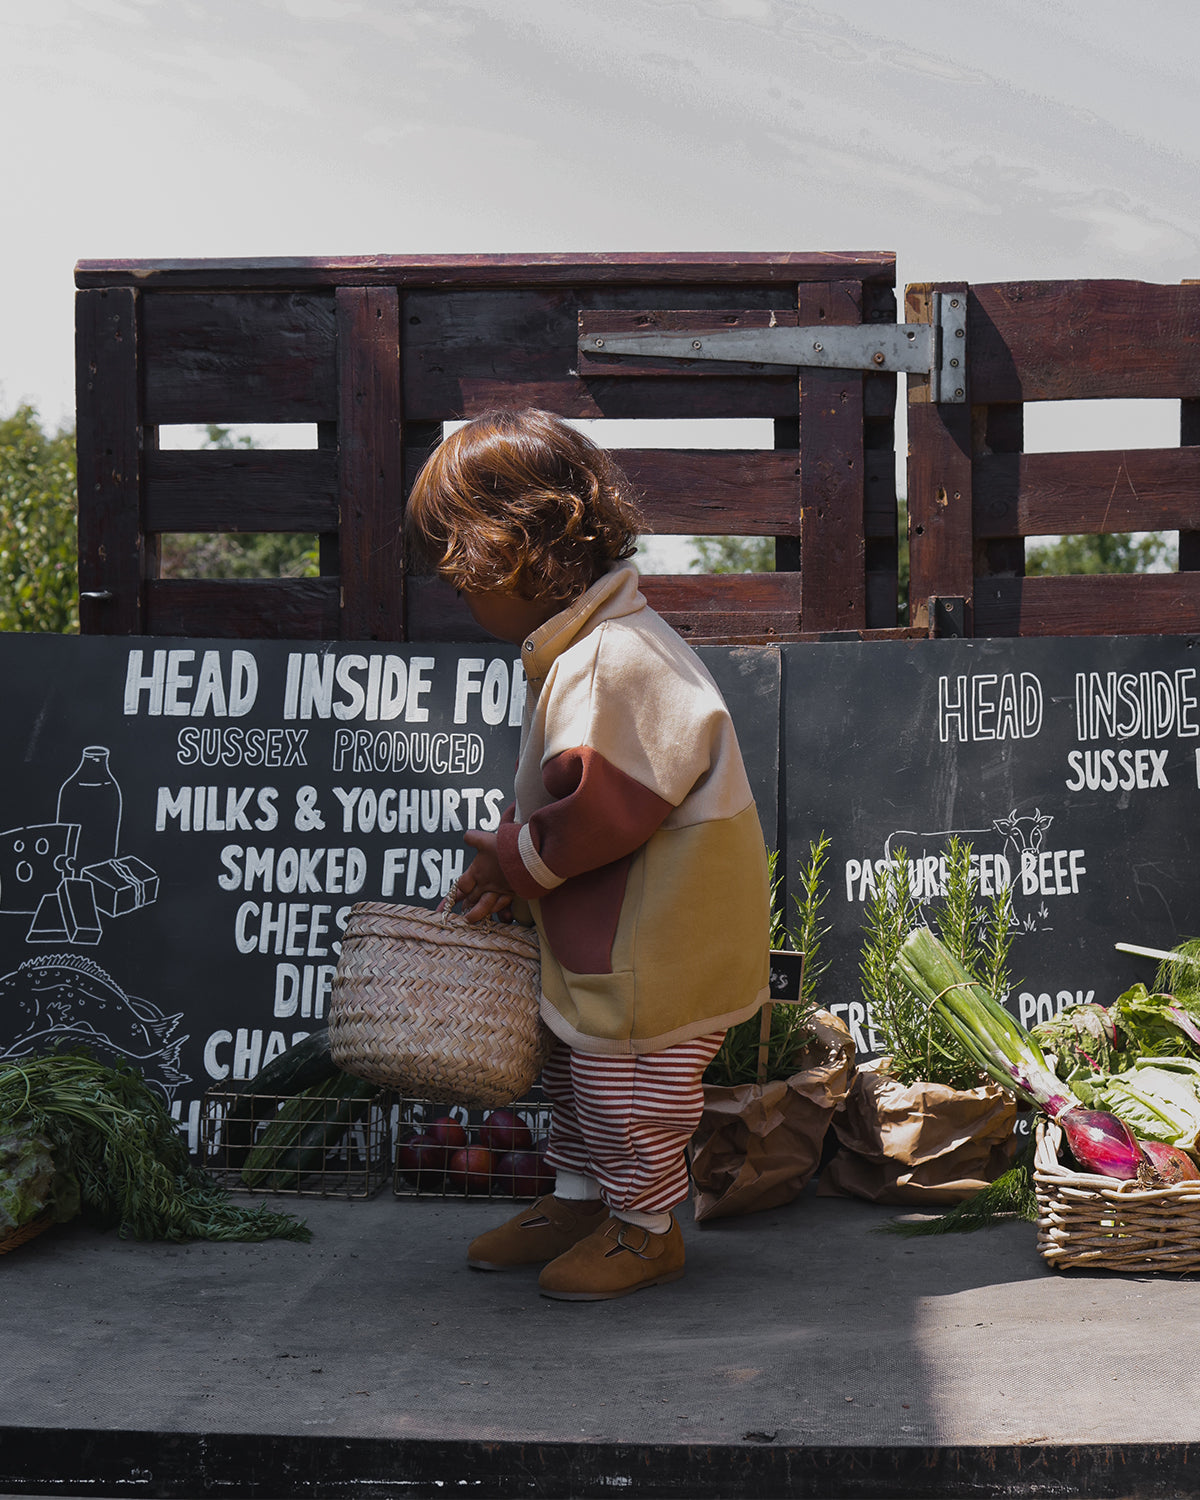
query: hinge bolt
594 338 604 348
692 340 702 350
813 342 823 352
873 351 885 364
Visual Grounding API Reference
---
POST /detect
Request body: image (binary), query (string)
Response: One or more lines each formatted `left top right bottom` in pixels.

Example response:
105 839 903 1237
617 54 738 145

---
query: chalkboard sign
783 636 1200 1055
0 636 778 1148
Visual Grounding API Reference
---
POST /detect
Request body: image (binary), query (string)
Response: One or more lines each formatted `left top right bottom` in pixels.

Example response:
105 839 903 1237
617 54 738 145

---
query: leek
893 927 1145 1181
892 927 1072 1115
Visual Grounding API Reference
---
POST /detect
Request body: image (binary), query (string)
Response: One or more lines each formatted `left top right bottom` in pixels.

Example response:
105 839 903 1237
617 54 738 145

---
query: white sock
614 1208 672 1234
555 1168 603 1202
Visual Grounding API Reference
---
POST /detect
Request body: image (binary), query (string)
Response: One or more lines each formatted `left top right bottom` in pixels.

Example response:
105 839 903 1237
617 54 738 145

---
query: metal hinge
578 291 967 402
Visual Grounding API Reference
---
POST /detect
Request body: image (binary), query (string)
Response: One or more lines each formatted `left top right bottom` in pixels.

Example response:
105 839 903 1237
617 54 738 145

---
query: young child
405 409 770 1301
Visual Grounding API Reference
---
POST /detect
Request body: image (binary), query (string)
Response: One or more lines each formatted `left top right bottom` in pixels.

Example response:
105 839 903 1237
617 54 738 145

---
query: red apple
480 1107 534 1154
425 1114 468 1151
448 1145 495 1195
395 1133 448 1191
494 1149 545 1199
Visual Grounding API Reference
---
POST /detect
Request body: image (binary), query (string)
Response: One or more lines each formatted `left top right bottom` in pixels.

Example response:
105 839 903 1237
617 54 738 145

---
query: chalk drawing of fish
0 952 189 1103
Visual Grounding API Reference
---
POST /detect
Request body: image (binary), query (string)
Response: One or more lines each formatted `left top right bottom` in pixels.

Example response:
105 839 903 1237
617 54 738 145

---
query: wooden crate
74 252 900 643
906 278 1200 637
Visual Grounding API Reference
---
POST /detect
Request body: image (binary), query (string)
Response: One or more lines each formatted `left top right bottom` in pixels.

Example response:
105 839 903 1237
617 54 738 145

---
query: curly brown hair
404 409 644 603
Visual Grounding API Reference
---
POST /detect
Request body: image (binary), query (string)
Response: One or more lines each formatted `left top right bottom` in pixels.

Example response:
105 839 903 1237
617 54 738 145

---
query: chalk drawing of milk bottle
57 746 122 870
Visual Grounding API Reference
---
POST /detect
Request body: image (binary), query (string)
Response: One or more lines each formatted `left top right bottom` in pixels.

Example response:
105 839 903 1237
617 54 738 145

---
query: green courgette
240 1073 378 1192
220 1030 338 1170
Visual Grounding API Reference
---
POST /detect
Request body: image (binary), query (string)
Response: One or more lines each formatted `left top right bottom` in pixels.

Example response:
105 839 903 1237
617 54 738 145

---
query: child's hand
442 830 515 924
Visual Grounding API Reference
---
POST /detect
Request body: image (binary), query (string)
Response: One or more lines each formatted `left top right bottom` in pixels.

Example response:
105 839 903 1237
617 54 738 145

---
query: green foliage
0 1049 311 1242
688 536 775 574
882 1136 1038 1236
1025 532 1174 576
863 838 1015 1088
158 531 319 581
791 832 831 1008
704 837 831 1087
0 405 79 633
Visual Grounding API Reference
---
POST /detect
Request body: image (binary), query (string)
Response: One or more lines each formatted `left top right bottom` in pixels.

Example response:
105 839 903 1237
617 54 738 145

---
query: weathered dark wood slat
337 287 405 640
974 446 1200 538
616 450 798 535
141 292 337 424
399 572 809 641
975 573 1200 637
405 577 509 642
862 450 896 539
76 287 144 634
403 287 804 421
660 610 801 640
144 579 340 638
797 282 866 632
965 281 1200 403
639 573 802 612
143 449 338 532
905 284 974 632
77 252 897 292
1182 391 1200 571
972 402 1025 580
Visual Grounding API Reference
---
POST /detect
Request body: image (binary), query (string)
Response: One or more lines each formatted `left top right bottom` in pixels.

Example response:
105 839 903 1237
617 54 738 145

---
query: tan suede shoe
467 1194 608 1270
538 1215 685 1301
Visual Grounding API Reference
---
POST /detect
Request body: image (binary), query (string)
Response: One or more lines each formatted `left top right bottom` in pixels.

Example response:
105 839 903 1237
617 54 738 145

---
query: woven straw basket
1034 1120 1200 1274
330 901 551 1108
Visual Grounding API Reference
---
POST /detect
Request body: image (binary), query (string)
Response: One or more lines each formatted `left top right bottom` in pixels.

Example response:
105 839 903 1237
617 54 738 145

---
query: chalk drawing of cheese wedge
0 823 79 915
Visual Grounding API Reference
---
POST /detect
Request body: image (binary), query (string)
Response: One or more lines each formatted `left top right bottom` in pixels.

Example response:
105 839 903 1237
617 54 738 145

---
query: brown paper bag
690 1009 855 1222
816 1058 1017 1205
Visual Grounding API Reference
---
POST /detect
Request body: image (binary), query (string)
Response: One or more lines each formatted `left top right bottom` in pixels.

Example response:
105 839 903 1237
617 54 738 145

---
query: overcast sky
4 0 1198 433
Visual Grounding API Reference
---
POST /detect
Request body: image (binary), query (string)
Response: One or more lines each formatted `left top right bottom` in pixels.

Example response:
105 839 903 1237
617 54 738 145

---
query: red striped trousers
540 1031 724 1216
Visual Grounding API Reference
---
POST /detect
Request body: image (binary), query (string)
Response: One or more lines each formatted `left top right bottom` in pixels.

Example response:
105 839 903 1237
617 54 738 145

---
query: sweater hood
520 560 645 683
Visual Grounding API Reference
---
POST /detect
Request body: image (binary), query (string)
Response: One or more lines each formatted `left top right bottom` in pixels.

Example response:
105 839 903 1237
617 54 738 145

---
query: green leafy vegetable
1073 1057 1200 1151
1031 1002 1133 1080
0 1050 310 1242
0 1130 79 1232
1113 984 1200 1060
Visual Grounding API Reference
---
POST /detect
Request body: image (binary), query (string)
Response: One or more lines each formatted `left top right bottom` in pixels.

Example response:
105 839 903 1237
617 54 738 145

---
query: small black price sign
767 948 805 1004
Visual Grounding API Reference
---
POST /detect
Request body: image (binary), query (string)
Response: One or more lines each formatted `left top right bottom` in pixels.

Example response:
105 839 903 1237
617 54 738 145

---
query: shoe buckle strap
615 1222 653 1257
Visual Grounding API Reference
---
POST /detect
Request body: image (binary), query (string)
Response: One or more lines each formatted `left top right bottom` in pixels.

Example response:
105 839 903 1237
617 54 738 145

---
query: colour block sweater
495 561 771 1056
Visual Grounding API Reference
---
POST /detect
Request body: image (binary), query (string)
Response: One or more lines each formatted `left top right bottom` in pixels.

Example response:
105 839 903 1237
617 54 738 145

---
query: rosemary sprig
704 836 831 1088
863 838 1015 1089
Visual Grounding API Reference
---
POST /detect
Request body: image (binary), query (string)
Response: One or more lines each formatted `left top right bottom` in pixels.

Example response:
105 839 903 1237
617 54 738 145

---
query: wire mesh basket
330 901 552 1108
393 1093 555 1201
201 1084 392 1199
1034 1119 1200 1273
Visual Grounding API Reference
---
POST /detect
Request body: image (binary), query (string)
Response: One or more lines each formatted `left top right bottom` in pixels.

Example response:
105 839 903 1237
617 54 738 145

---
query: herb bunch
704 835 831 1088
863 837 1016 1088
0 1050 311 1242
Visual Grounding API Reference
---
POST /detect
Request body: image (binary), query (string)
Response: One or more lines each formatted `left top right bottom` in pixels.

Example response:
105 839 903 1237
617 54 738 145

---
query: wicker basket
1034 1120 1200 1273
329 901 551 1108
0 1211 52 1256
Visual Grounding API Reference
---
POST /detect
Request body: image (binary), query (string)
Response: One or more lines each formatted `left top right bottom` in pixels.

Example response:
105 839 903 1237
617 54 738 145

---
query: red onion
1138 1139 1200 1184
1056 1105 1144 1180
